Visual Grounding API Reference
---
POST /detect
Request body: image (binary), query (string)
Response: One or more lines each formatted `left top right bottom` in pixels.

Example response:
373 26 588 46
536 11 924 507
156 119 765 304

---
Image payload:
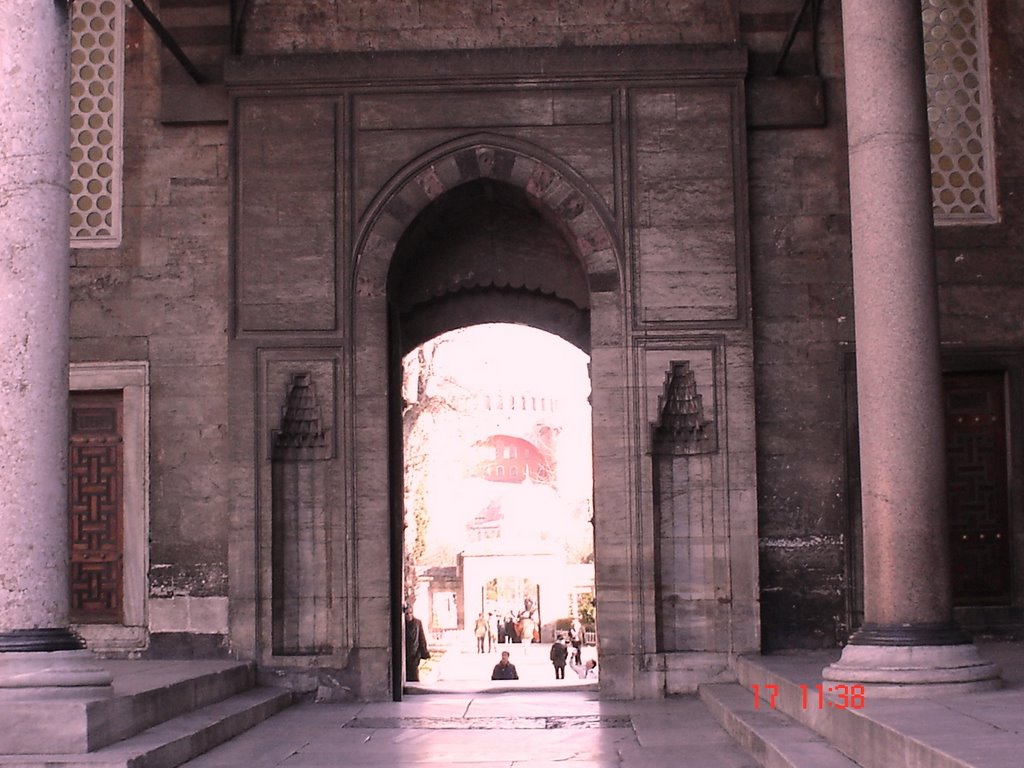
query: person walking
474 612 488 654
549 635 568 680
518 598 537 654
487 612 498 652
569 617 583 665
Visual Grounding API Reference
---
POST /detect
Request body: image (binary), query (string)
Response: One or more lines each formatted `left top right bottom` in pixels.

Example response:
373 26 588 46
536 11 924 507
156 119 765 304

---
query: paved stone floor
180 638 1024 767
181 692 759 767
184 638 757 767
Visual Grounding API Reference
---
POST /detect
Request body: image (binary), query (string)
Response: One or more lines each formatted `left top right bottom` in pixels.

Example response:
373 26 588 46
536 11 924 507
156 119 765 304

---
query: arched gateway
227 45 760 700
356 138 619 696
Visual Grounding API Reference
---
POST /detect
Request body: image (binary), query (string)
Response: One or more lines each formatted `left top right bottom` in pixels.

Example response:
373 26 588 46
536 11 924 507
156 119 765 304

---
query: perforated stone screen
70 0 124 247
922 0 997 224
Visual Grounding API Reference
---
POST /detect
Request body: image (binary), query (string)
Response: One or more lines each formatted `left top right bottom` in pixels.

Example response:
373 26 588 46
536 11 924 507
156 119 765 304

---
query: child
549 634 568 679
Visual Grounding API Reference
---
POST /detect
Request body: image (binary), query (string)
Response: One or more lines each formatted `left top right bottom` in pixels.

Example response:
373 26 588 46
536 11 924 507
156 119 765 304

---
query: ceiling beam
128 0 207 84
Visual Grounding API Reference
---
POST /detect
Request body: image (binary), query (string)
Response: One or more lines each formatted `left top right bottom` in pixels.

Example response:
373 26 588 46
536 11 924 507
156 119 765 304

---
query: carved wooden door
69 392 124 623
944 372 1010 606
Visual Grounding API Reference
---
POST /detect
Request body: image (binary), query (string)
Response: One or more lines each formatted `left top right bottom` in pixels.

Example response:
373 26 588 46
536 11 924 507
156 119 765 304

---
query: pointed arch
348 134 627 700
352 134 623 304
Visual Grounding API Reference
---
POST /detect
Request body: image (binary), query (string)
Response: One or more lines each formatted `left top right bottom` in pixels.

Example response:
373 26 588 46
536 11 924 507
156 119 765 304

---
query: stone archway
389 176 592 354
350 136 636 698
230 51 760 701
354 135 621 301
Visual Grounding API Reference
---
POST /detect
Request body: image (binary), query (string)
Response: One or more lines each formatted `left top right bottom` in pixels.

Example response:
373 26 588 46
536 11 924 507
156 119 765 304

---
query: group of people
406 603 596 684
491 614 595 681
490 642 597 681
544 632 597 680
473 598 542 653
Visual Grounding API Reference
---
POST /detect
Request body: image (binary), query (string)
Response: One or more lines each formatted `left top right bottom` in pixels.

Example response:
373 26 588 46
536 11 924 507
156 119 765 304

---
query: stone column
0 2 112 704
822 0 998 694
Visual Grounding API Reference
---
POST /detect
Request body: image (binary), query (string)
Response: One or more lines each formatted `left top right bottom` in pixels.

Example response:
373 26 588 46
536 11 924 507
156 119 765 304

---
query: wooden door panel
945 373 1010 606
69 392 124 623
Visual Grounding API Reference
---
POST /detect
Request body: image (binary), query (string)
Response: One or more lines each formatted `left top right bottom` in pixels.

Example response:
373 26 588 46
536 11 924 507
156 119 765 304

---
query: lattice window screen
70 0 125 247
922 0 997 224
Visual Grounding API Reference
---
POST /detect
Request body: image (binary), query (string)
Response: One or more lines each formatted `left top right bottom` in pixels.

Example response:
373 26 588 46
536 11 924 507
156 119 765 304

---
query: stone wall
936 0 1024 345
65 0 1024 669
749 0 1024 649
747 0 854 650
241 1 736 53
70 9 232 652
933 0 1024 625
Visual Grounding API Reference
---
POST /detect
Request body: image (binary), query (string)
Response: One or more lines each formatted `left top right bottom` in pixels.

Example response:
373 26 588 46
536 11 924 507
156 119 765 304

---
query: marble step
98 661 260 747
1 661 266 755
733 653 1020 768
701 682 862 768
0 685 292 768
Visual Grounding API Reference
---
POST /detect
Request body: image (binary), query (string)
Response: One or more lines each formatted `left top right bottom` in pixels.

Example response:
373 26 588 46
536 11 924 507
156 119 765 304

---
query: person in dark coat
549 635 568 679
404 605 430 682
490 650 519 680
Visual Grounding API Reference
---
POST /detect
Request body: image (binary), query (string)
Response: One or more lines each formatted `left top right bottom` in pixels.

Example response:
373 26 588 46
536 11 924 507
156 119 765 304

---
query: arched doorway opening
347 137 632 701
386 176 601 696
400 324 595 691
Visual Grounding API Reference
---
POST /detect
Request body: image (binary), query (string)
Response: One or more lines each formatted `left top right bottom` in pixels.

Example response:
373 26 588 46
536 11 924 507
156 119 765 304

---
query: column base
0 646 114 753
822 643 1001 698
0 647 113 701
0 628 112 700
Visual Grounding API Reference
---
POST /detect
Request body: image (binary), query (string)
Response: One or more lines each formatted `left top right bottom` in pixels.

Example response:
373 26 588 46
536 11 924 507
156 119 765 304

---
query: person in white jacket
570 658 598 679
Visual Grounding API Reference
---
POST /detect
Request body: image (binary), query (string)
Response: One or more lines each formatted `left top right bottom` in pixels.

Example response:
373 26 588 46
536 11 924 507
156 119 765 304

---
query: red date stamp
753 683 866 710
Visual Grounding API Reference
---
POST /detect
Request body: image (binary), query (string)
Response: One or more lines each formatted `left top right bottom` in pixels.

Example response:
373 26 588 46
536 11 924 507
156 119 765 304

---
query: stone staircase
701 650 1019 768
0 661 290 768
701 682 862 768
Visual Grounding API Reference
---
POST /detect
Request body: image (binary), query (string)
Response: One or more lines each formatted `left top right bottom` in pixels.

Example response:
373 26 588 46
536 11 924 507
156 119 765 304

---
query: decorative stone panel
650 357 730 653
256 349 348 665
262 356 338 460
70 0 124 247
271 372 333 655
923 0 997 223
631 87 745 325
652 361 717 456
236 98 339 332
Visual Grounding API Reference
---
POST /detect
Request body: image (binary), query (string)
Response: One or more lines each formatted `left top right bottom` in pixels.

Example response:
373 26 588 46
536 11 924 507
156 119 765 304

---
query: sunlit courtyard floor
411 631 599 694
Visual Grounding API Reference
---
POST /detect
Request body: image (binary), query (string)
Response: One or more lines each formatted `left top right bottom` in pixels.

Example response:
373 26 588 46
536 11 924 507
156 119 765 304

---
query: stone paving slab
177 643 757 767
179 693 759 767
